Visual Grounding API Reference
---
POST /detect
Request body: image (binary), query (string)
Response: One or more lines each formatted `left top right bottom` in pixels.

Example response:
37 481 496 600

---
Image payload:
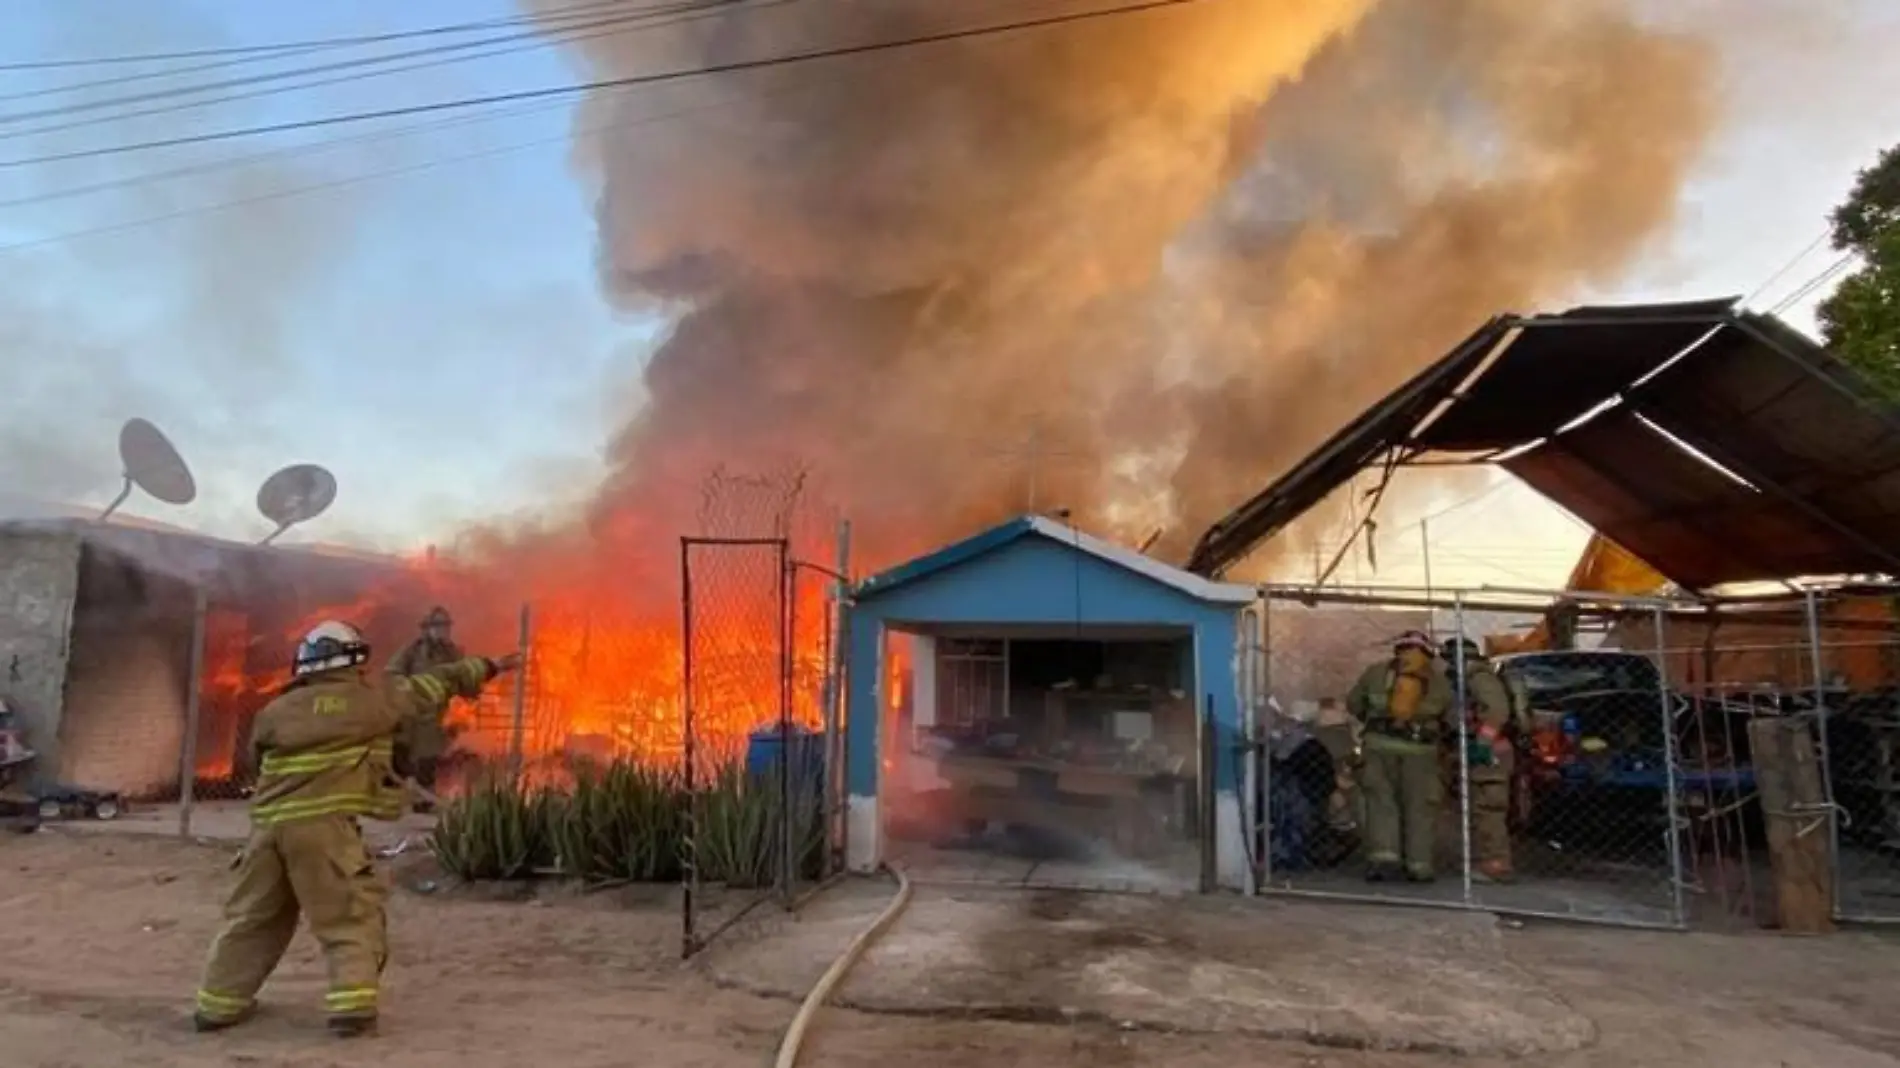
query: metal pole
1453 594 1473 906
1199 693 1218 893
509 602 531 781
1656 606 1688 929
679 539 697 960
177 587 207 839
778 541 795 908
820 519 851 877
1420 518 1435 639
1239 607 1259 896
1802 589 1842 921
1259 598 1273 889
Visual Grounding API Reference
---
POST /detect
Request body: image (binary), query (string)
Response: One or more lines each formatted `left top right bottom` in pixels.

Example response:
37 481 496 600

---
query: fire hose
771 864 914 1068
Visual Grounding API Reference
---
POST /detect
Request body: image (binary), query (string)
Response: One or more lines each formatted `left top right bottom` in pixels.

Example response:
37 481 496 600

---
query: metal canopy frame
1185 298 1900 592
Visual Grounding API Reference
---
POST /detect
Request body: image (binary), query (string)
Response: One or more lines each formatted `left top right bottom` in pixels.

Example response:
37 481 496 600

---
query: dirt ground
3 831 1899 1068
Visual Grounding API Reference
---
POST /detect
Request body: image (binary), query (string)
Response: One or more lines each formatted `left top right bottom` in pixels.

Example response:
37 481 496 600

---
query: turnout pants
1361 736 1441 878
1471 747 1515 873
195 815 389 1024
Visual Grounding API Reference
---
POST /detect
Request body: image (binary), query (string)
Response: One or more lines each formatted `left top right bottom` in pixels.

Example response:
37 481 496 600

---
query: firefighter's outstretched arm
391 654 522 725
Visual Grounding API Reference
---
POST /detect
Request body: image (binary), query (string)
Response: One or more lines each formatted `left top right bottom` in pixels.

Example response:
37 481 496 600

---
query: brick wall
57 544 196 798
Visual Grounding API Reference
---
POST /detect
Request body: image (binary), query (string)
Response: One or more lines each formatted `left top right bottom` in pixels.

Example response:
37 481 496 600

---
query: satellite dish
255 463 337 545
98 418 197 521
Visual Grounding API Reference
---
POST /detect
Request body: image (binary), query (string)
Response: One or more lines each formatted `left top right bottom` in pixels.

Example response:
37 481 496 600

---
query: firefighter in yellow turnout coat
193 620 519 1037
1346 630 1453 882
384 606 466 808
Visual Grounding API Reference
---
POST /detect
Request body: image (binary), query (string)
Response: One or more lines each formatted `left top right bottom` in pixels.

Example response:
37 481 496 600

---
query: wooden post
509 603 531 780
1746 717 1835 934
177 587 207 839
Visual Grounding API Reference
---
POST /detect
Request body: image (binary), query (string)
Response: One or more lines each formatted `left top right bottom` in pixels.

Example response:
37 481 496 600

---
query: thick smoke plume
501 0 1718 583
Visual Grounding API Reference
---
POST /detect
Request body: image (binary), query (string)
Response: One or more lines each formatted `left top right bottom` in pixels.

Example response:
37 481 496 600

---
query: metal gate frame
679 536 790 959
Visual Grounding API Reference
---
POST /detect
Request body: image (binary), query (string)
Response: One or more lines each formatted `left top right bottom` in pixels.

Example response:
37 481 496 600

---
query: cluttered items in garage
895 635 1201 866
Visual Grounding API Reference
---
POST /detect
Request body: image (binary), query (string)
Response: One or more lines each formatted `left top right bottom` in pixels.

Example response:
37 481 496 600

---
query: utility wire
0 87 723 255
0 98 565 211
0 0 1212 170
1740 228 1830 309
0 0 637 71
1768 252 1858 315
0 0 745 135
0 0 645 103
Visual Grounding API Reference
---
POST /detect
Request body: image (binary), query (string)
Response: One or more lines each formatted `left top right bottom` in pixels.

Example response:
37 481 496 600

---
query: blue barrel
745 726 825 786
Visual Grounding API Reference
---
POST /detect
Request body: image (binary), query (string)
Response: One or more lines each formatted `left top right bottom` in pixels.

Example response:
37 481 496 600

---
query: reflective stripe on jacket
246 656 493 828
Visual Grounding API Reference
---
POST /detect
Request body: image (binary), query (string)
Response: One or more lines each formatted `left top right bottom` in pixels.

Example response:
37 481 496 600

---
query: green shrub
430 770 557 880
551 760 684 884
431 753 829 888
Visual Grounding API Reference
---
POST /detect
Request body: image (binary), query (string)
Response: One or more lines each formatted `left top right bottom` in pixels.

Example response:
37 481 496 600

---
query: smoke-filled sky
3 0 1899 588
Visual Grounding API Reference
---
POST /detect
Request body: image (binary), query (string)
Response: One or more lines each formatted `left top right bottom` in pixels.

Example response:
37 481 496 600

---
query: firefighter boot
193 1008 254 1033
328 1014 378 1039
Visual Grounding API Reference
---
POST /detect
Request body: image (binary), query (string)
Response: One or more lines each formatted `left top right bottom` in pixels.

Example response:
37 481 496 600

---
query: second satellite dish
99 418 197 521
256 463 337 545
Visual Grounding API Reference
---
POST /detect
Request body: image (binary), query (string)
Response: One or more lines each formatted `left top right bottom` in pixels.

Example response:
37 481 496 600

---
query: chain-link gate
1798 589 1900 925
679 537 792 958
1253 586 1689 930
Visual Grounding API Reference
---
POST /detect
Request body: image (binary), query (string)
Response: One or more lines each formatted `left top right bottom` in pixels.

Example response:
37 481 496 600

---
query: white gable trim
1024 516 1257 605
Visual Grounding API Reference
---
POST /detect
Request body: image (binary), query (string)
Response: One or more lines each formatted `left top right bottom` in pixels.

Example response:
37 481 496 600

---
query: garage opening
882 628 1205 892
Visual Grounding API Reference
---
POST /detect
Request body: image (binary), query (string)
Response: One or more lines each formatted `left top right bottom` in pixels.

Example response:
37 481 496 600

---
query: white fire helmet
293 620 371 678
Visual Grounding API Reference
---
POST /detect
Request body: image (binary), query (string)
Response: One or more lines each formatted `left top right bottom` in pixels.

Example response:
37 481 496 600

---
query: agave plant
433 750 831 889
549 759 686 884
431 769 557 881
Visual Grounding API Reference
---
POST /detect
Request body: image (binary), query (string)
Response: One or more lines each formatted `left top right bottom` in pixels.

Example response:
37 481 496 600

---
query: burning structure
0 519 425 796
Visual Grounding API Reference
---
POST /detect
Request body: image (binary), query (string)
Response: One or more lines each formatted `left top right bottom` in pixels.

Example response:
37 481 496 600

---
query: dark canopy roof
1185 298 1900 591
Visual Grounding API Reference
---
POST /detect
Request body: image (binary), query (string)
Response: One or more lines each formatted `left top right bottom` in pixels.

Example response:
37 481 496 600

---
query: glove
1465 736 1496 768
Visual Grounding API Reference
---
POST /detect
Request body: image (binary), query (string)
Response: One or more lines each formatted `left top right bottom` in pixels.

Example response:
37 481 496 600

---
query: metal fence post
1258 596 1273 890
509 602 531 781
778 541 795 909
1453 594 1473 906
177 587 207 839
1656 605 1688 929
679 539 697 960
820 519 851 878
1802 588 1842 921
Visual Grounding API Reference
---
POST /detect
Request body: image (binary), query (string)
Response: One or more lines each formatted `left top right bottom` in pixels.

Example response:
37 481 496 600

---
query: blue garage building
842 515 1257 891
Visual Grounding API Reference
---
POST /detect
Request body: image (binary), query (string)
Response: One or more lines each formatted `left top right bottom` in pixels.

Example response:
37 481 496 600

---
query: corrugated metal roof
857 515 1257 605
1186 298 1900 591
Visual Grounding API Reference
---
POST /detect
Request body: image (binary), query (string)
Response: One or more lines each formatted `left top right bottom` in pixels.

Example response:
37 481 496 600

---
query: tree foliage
1818 144 1900 395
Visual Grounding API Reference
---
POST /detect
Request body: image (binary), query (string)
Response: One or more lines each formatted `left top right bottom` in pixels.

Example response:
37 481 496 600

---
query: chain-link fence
1253 586 1688 929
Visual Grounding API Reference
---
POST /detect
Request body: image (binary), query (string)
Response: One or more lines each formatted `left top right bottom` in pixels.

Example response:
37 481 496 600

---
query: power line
1769 252 1858 315
0 0 1212 170
0 98 565 211
0 0 744 137
0 0 1045 244
0 86 732 255
0 1 643 103
0 0 635 71
1741 228 1830 309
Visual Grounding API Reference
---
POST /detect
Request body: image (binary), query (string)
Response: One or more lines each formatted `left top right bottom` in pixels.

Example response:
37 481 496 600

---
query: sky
2 0 1898 589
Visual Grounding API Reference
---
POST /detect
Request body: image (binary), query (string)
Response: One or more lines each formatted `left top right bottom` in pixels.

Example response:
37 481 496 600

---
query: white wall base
1216 790 1250 893
846 794 881 873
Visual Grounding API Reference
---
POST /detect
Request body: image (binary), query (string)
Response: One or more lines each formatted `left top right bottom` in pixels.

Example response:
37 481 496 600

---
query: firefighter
1442 636 1518 882
193 620 519 1038
1346 629 1453 882
384 607 465 809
